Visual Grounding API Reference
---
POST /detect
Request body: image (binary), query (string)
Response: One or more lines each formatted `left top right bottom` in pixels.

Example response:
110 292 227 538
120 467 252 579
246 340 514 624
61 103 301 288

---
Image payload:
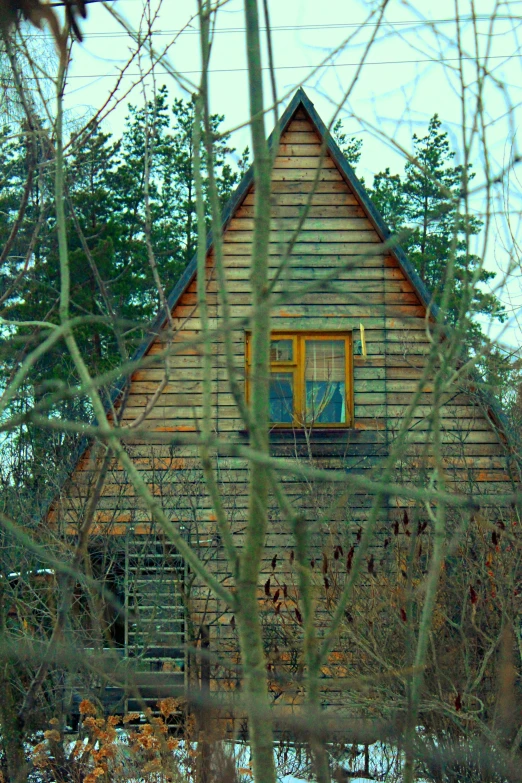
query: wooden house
47 88 519 722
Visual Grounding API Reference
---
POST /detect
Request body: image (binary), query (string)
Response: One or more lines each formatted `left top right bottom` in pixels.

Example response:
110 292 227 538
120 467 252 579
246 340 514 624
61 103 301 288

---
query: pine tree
332 119 363 169
363 115 513 403
334 113 509 395
0 124 29 289
2 87 247 380
369 168 406 235
368 115 505 331
115 87 248 312
2 120 125 383
0 87 247 491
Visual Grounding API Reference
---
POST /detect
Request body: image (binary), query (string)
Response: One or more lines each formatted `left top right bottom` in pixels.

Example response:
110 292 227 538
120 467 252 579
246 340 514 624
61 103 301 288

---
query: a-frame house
47 88 519 719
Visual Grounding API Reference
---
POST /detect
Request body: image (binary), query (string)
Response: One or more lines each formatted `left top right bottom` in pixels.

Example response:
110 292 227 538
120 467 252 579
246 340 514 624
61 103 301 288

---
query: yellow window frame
245 331 353 428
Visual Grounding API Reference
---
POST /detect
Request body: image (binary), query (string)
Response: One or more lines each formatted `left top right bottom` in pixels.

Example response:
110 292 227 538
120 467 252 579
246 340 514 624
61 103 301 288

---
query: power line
25 14 522 40
48 0 117 5
50 52 521 79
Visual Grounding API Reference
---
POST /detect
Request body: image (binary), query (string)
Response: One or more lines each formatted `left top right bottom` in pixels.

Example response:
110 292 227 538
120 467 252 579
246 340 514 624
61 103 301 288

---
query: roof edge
294 90 439 318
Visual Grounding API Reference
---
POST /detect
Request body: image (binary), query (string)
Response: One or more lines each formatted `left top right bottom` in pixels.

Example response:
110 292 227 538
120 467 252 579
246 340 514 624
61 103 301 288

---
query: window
245 332 353 427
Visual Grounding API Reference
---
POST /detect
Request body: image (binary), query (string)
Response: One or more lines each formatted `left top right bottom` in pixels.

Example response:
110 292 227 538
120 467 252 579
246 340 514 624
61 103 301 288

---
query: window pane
305 340 346 424
269 372 294 423
270 339 293 363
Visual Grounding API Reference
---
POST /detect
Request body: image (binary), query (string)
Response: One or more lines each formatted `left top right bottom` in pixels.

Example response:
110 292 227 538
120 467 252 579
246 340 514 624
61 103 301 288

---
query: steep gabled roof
40 88 515 523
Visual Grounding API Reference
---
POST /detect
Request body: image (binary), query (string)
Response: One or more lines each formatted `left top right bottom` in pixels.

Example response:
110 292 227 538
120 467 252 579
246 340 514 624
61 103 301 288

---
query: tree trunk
0 659 27 782
236 585 276 783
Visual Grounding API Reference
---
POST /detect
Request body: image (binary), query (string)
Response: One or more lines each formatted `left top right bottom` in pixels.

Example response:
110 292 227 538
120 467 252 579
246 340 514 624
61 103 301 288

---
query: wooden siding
50 105 518 716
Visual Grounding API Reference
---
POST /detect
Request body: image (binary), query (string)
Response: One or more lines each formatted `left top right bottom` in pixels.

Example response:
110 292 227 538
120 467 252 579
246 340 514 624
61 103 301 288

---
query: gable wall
51 107 517 709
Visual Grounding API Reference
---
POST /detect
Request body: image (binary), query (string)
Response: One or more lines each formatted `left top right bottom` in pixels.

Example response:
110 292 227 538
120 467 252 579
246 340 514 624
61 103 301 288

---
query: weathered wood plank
206 278 416 294
170 302 425 318
278 144 332 156
119 391 473 411
227 217 374 231
93 453 510 473
278 131 324 143
89 442 511 459
131 355 440 385
225 230 381 244
150 329 415 352
283 120 321 133
271 168 343 182
222 243 386 256
272 156 337 169
181 291 420 306
237 204 366 219
247 181 355 196
223 265 397 279
116 404 491 420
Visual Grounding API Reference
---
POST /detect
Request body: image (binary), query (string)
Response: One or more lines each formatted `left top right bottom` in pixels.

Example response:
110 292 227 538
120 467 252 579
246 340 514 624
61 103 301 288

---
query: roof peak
136 85 435 362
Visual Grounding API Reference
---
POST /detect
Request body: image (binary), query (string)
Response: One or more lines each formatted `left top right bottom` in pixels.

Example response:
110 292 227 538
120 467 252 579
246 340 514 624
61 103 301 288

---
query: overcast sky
64 1 522 170
49 0 522 346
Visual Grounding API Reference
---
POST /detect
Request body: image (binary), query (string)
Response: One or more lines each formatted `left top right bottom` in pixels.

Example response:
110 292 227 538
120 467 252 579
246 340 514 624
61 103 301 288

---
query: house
46 88 519 724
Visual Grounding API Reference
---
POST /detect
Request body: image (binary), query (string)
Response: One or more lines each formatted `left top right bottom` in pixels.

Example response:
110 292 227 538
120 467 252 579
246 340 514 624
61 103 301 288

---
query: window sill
238 428 357 441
